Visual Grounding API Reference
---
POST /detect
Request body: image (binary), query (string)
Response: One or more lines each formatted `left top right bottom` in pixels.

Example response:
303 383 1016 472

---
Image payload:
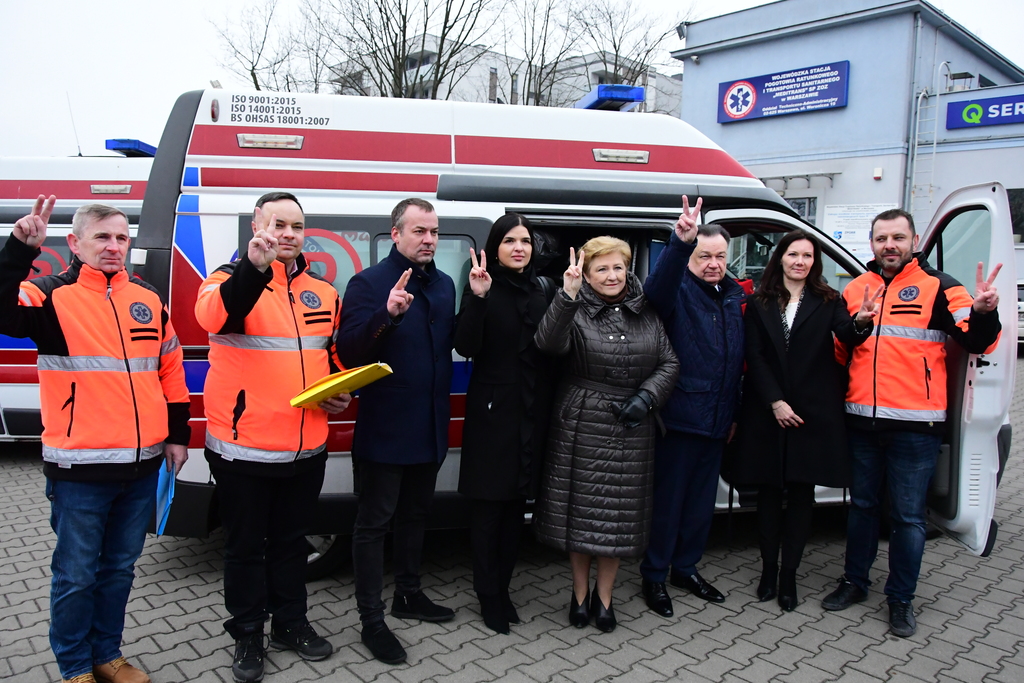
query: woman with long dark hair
728 229 880 611
454 213 556 634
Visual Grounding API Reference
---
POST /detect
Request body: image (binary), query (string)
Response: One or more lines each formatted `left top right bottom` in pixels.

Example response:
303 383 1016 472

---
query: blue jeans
47 471 158 679
843 429 941 603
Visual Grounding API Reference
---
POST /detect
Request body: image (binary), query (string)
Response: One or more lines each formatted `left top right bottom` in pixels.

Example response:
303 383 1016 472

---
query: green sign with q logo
961 104 984 124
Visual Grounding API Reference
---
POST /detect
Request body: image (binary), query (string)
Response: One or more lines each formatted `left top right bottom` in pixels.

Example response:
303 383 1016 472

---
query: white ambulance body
10 90 1012 576
0 155 151 440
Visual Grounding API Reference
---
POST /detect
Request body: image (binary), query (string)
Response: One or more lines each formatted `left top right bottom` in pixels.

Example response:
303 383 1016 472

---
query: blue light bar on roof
574 85 646 111
105 139 158 158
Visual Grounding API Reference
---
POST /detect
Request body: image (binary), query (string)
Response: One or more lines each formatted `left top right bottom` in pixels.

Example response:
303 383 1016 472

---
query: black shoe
232 632 267 683
756 564 778 602
671 572 725 603
360 621 407 664
821 577 868 611
478 593 510 635
641 579 674 617
888 601 917 638
500 591 521 624
391 591 455 623
271 621 333 661
568 589 590 628
590 589 616 633
777 568 797 612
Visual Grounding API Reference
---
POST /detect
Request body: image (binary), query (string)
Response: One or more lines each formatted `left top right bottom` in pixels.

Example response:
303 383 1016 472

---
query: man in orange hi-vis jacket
821 208 1001 639
0 197 190 683
196 192 351 683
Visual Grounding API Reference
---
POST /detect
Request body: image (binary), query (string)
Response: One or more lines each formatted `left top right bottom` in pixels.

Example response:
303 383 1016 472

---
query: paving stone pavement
5 361 1024 682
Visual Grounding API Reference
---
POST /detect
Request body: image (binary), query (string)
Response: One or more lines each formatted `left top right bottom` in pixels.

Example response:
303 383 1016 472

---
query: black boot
590 588 616 633
778 567 798 612
568 589 590 628
757 563 778 602
478 593 510 634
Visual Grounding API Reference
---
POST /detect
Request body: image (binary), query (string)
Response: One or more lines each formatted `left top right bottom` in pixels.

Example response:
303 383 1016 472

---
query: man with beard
821 208 1001 638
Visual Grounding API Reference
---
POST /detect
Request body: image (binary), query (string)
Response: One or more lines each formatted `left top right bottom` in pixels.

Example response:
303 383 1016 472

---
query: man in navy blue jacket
337 198 456 664
640 196 745 617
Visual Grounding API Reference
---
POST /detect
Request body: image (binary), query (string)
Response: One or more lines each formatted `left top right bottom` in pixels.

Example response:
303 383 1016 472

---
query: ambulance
11 89 1017 578
0 153 151 440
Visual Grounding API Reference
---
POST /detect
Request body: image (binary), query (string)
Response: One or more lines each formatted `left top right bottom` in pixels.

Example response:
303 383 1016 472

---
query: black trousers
214 461 325 639
469 498 526 597
756 483 815 570
352 460 438 625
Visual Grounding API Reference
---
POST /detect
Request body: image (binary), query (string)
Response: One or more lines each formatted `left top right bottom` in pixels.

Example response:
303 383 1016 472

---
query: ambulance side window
922 208 992 288
375 236 473 311
303 229 372 296
726 230 855 292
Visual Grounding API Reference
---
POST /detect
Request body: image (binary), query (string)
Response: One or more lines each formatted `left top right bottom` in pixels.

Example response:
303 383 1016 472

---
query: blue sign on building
947 94 1024 129
717 61 850 124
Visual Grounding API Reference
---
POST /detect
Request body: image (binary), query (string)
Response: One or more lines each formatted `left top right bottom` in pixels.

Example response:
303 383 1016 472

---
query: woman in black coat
533 236 678 634
729 229 880 611
454 213 556 635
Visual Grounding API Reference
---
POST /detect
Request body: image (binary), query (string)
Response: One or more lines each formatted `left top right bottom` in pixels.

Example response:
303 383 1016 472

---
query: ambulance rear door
918 182 1016 556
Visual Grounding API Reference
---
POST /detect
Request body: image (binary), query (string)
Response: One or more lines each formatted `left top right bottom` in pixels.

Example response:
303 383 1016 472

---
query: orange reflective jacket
0 236 190 477
196 255 341 463
841 256 1000 431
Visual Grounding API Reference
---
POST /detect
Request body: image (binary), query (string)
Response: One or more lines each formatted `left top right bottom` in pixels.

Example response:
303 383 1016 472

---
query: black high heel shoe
777 568 798 612
568 589 590 628
757 564 778 602
590 588 616 633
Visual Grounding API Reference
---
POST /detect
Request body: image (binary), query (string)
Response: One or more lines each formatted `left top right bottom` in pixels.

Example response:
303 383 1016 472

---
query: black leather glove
613 390 653 428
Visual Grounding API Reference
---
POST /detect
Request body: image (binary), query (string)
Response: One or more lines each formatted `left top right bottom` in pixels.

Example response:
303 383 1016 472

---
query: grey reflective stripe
18 290 32 306
954 307 972 323
303 336 331 350
38 354 159 372
128 356 160 372
161 335 181 355
210 333 331 351
876 325 947 343
845 402 946 422
39 355 127 372
206 432 323 463
42 442 164 466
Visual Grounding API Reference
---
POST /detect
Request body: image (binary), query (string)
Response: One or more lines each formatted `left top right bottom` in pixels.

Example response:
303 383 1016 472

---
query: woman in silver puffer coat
534 236 678 633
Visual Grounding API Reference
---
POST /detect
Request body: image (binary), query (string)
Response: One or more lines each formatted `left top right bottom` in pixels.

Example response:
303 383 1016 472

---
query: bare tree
321 0 499 99
292 0 337 93
496 0 582 106
212 0 294 91
573 0 686 88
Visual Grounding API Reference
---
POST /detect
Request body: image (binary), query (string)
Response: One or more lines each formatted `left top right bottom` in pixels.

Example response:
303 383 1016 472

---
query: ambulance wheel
305 534 351 581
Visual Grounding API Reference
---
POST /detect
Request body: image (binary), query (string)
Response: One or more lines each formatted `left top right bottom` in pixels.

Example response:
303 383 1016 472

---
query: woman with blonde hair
534 236 679 632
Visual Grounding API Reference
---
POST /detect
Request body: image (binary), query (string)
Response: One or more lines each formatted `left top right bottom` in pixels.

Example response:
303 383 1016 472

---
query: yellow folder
290 362 393 408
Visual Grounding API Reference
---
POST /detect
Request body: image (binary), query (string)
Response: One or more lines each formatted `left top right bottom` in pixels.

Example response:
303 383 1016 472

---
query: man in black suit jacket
337 198 456 665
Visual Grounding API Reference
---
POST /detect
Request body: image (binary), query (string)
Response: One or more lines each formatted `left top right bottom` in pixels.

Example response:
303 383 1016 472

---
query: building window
786 197 817 225
511 74 519 105
488 68 498 103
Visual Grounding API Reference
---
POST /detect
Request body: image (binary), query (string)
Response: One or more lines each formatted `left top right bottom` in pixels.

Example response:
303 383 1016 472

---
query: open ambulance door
918 182 1017 557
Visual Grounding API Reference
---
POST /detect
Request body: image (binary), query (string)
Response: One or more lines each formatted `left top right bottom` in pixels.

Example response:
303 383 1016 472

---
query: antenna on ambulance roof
65 92 83 157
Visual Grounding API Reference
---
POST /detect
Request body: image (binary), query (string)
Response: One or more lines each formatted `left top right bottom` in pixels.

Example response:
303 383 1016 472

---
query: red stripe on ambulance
188 126 452 164
454 136 755 177
0 180 147 200
200 168 439 193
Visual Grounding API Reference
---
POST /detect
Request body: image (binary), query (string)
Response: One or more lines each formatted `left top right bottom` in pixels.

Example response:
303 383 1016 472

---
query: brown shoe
93 657 151 683
63 674 97 683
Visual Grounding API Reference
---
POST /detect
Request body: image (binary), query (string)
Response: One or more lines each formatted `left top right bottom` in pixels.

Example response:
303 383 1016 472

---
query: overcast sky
1 0 1020 158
